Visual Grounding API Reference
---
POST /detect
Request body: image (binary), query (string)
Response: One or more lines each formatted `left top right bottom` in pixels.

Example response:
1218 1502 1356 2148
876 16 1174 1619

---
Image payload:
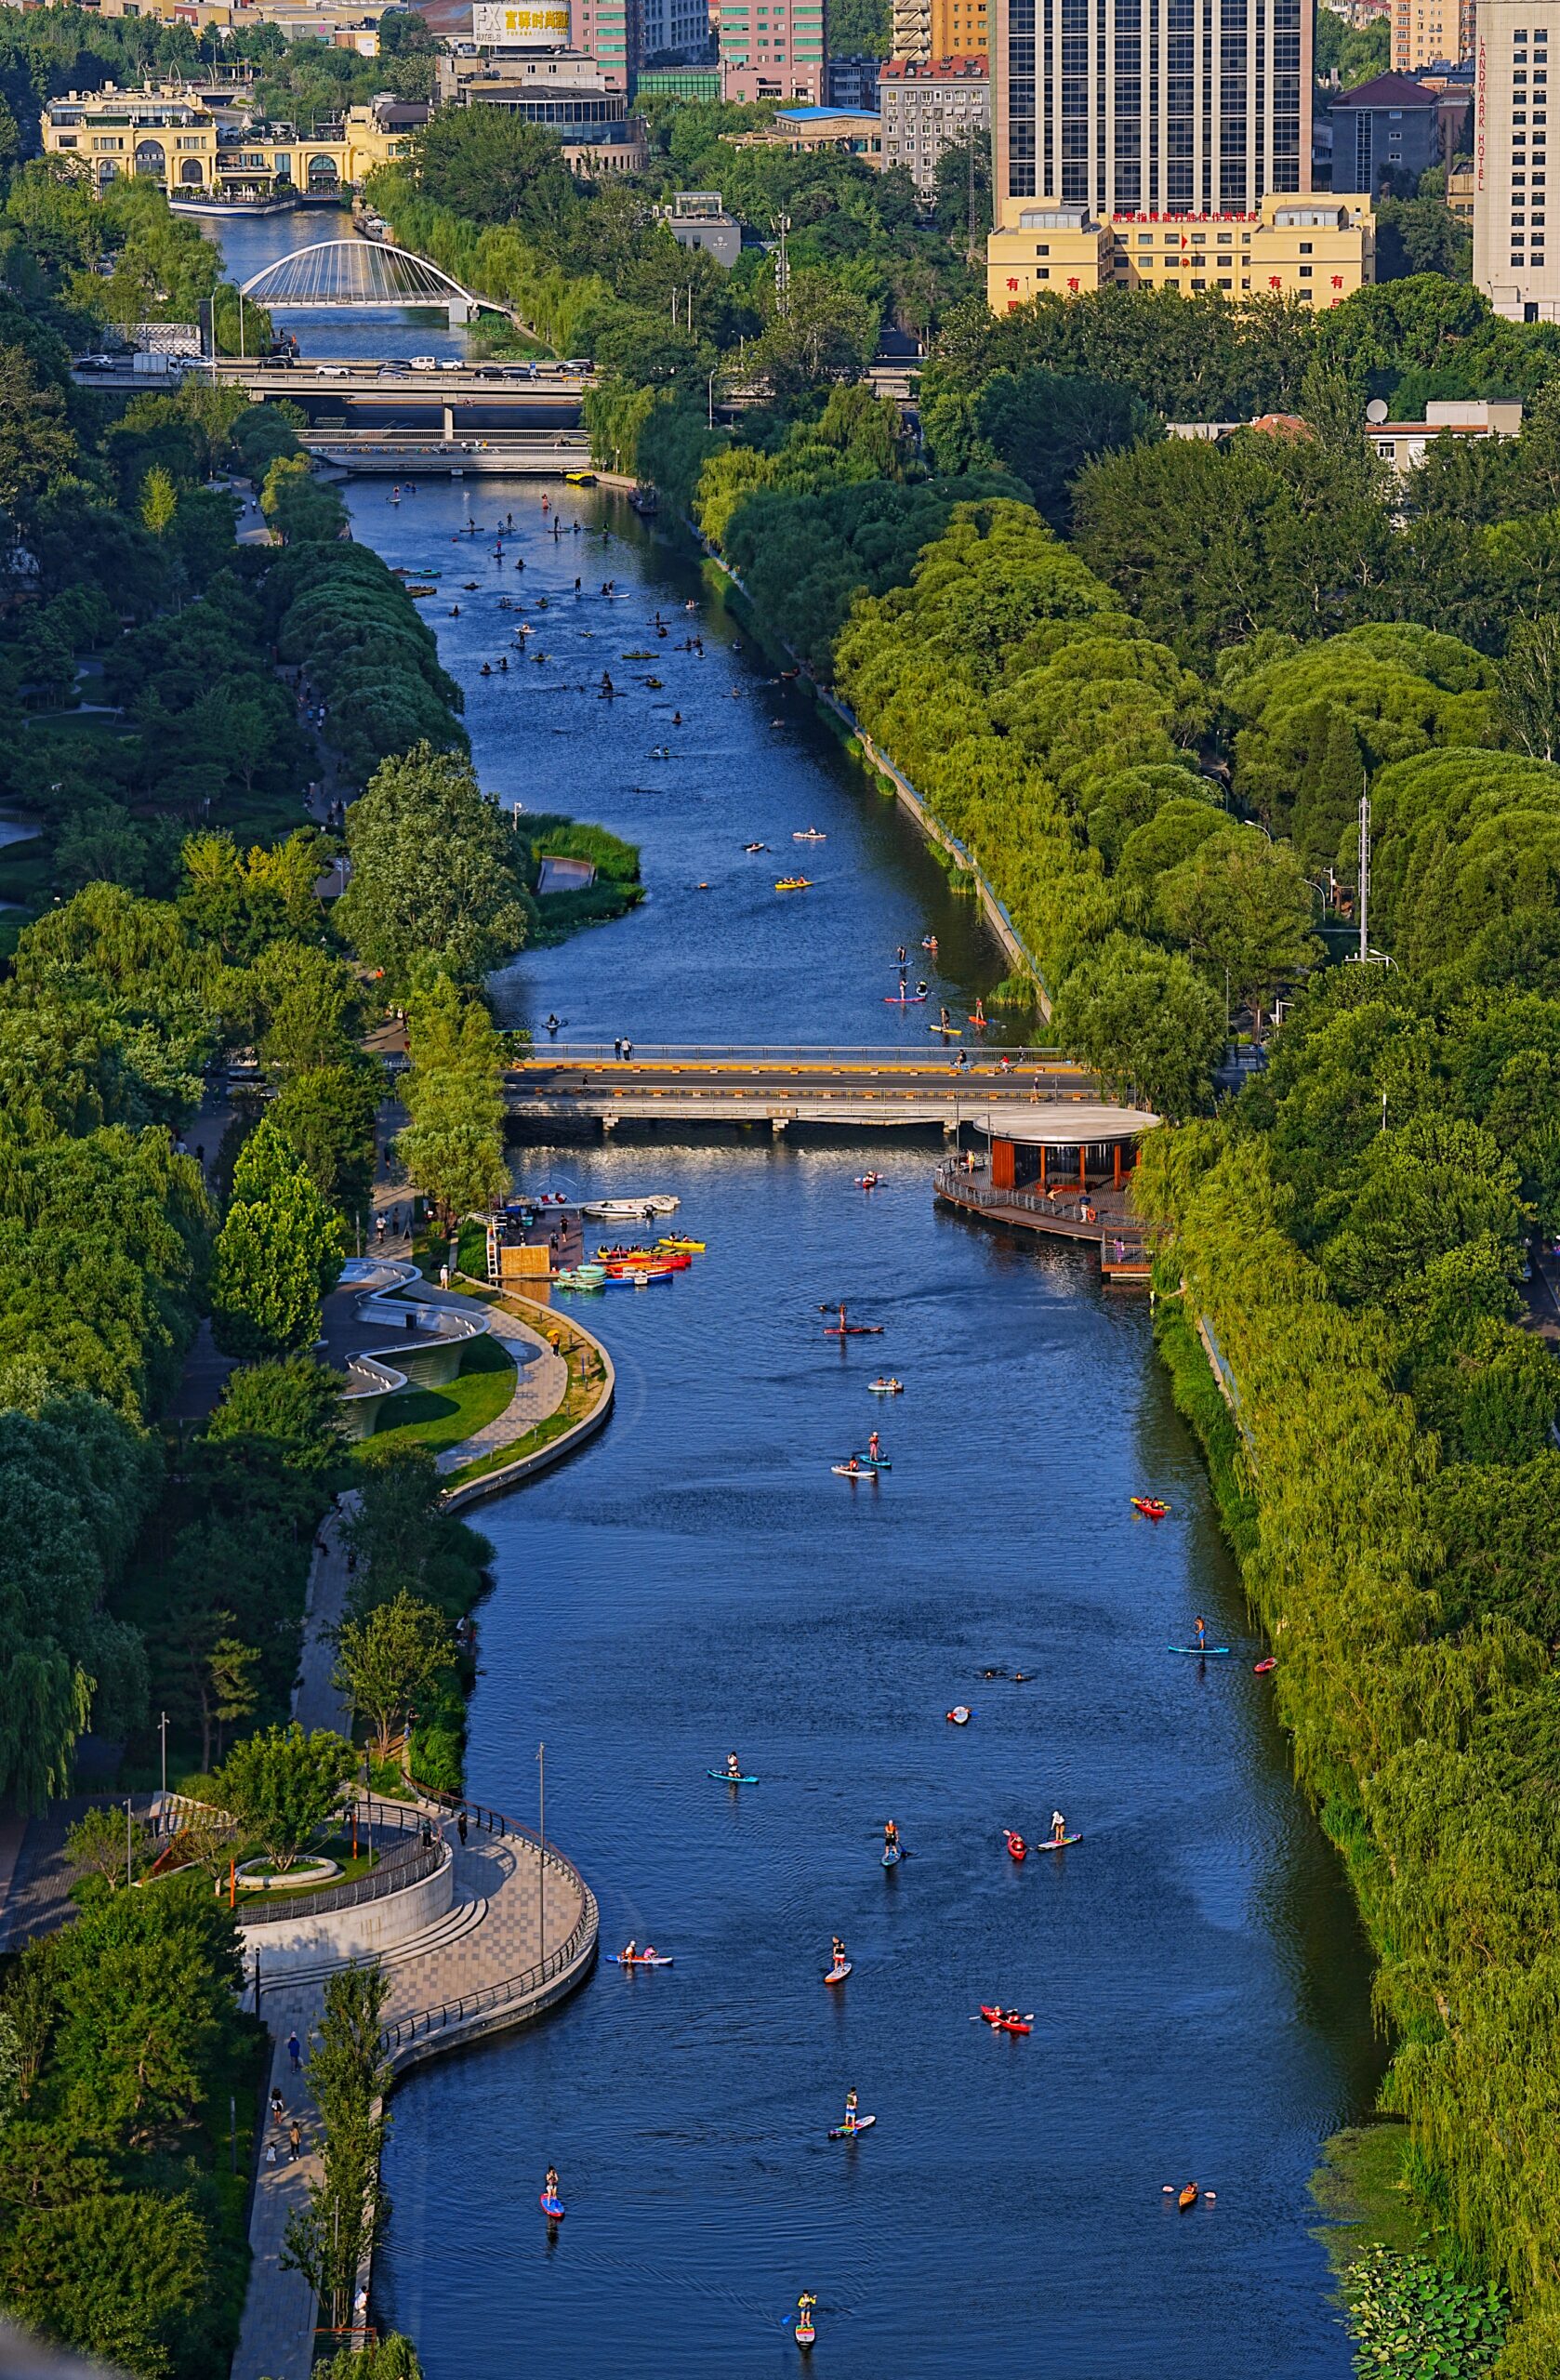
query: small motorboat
621 649 654 659
979 2005 1034 2035
582 1196 680 1220
946 1705 972 1726
867 1378 903 1395
1131 1496 1170 1520
793 828 826 841
775 877 813 892
404 583 438 598
743 841 769 853
540 2192 565 2220
824 1960 852 1986
826 2114 876 2140
1004 1830 1026 1862
609 1951 674 1965
1253 1656 1277 1673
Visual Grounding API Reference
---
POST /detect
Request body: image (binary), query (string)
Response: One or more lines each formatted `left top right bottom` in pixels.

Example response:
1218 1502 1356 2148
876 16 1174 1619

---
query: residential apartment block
991 0 1312 220
986 191 1373 304
1474 0 1556 316
719 0 825 101
1391 0 1473 71
879 56 989 202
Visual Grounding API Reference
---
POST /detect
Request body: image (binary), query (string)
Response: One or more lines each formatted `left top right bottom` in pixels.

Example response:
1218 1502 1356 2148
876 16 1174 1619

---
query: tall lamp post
536 1742 546 1961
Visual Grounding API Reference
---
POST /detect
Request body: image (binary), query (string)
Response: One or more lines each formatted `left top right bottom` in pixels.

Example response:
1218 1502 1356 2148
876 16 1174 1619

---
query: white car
437 358 463 372
409 355 439 370
314 364 349 377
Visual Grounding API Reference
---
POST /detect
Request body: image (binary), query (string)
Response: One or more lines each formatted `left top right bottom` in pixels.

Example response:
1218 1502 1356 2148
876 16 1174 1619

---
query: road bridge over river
504 1047 1101 1134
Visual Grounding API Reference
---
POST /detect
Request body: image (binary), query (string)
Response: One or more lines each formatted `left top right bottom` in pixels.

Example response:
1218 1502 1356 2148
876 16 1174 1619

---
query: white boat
580 1195 681 1220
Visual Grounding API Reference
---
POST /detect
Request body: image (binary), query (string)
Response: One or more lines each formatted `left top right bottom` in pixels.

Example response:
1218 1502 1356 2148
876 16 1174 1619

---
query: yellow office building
986 192 1375 309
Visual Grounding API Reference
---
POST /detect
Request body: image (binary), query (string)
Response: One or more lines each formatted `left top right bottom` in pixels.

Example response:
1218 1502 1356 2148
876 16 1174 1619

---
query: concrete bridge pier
943 1116 960 1141
601 1114 618 1136
442 403 456 439
771 1116 789 1136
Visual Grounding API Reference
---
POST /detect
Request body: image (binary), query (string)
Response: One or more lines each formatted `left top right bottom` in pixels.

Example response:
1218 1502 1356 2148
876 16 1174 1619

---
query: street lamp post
536 1741 546 1961
707 367 719 429
159 1709 168 1801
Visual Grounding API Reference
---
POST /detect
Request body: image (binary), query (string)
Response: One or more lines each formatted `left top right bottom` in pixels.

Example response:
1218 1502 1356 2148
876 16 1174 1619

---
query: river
210 219 1382 2374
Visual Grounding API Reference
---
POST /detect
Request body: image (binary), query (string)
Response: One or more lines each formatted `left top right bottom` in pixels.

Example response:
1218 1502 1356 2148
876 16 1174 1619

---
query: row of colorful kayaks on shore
555 1235 707 1291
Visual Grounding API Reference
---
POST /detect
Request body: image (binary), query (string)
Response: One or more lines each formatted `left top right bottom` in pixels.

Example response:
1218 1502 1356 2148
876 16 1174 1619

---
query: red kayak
1004 1830 1026 1862
1131 1496 1170 1520
979 2004 1034 2035
1253 1657 1276 1674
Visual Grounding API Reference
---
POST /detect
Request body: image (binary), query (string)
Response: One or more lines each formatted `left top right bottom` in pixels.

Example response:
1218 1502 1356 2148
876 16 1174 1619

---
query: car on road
437 358 463 372
314 364 349 377
408 354 439 370
73 354 120 372
377 360 412 376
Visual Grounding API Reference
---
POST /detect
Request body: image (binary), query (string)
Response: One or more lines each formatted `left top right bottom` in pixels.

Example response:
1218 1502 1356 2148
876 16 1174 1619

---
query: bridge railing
507 1043 1072 1065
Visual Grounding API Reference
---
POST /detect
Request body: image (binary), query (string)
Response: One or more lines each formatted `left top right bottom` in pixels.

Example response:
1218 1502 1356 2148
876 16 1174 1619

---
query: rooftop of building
878 53 989 77
774 103 882 120
1333 69 1445 107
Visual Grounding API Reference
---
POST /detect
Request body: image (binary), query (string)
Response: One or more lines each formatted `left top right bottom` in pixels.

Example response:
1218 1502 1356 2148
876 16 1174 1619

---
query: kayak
824 1961 852 1985
1253 1656 1277 1673
826 2115 876 2139
1169 1645 1232 1657
1035 1833 1081 1852
539 2193 565 2219
946 1706 972 1726
1004 1831 1026 1862
1131 1497 1170 1519
609 1953 674 1966
881 1844 902 1867
708 1768 758 1782
979 2005 1034 2035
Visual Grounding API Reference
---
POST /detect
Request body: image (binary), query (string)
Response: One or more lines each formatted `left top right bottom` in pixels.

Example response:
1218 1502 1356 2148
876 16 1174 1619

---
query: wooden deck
932 1166 1159 1282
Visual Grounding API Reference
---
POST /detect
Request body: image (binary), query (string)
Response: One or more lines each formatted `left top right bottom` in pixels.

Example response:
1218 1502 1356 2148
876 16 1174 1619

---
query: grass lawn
364 1333 516 1455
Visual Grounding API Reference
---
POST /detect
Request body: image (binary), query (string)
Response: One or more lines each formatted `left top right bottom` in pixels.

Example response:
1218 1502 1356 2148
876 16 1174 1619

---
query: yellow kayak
657 1236 706 1252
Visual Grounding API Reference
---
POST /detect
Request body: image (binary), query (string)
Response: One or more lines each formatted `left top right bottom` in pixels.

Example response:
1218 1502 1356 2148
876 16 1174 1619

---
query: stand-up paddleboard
882 1844 902 1867
609 1952 674 1965
708 1768 759 1782
1168 1645 1231 1657
1035 1833 1081 1852
795 2296 817 2350
824 1961 852 1985
833 1462 882 1479
884 992 928 1004
540 2192 565 2219
826 2114 876 2139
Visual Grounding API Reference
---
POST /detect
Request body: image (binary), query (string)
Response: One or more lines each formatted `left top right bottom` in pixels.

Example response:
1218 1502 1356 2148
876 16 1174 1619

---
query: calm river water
210 224 1382 2374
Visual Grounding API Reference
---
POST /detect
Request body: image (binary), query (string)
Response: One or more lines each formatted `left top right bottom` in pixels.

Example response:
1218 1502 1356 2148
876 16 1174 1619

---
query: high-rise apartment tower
990 0 1312 218
1474 0 1557 318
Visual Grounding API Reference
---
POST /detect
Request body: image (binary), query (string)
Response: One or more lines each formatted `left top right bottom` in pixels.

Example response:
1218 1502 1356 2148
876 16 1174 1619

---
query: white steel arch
238 240 488 320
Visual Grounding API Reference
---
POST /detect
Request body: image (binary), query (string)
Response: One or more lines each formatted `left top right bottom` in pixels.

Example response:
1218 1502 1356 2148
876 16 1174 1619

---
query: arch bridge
239 240 501 325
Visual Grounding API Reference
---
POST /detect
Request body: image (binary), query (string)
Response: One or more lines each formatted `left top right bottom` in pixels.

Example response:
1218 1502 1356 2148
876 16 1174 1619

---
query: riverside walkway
234 1502 597 2380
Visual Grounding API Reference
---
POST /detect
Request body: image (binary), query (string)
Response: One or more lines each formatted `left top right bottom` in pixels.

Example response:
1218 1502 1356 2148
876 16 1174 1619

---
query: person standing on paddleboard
1193 1616 1209 1652
831 1936 847 1970
1051 1810 1067 1844
842 2089 859 2134
867 1430 882 1463
883 1818 899 1855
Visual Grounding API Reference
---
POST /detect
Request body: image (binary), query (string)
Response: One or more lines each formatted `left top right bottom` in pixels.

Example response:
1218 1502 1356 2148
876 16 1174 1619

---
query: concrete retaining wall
238 1841 453 1975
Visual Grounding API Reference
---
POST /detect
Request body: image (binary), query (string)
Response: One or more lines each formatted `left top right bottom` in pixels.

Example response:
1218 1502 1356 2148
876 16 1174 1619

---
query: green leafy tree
393 974 509 1230
1051 935 1225 1120
1496 615 1560 762
0 2184 212 2380
1320 1114 1529 1307
1289 705 1365 875
139 466 178 537
282 1963 391 2331
210 1117 346 1359
316 2335 424 2380
63 1805 147 1897
209 1721 354 1871
410 107 574 228
203 1354 345 1473
1156 832 1322 1030
271 1061 383 1215
972 365 1161 531
337 745 529 991
332 1589 456 1762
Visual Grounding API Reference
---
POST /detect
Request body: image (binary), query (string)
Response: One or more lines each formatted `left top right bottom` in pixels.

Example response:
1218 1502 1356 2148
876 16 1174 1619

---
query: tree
139 466 178 537
209 1722 354 1871
316 2335 424 2380
336 745 530 991
272 1061 382 1216
0 343 76 526
203 1354 345 1473
1156 832 1322 1029
1051 935 1225 1120
932 128 993 244
1289 705 1365 875
973 365 1160 532
0 2184 212 2380
282 1963 390 2333
209 1117 347 1360
1496 615 1560 761
63 1805 147 1897
410 107 574 228
393 975 509 1230
332 1590 456 1762
1320 1114 1529 1308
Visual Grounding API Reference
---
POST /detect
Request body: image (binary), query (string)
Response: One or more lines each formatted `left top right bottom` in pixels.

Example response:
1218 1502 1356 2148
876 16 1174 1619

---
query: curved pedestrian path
233 1504 597 2380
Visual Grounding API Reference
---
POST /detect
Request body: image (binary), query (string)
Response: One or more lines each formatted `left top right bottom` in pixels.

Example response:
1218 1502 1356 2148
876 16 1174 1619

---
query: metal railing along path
377 1793 598 2057
509 1044 1072 1066
242 1836 445 1927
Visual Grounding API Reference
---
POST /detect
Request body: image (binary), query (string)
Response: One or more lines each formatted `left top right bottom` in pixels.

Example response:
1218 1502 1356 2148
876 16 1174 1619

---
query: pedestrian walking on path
288 2122 302 2163
270 2088 284 2127
457 1809 469 1845
288 2030 301 2074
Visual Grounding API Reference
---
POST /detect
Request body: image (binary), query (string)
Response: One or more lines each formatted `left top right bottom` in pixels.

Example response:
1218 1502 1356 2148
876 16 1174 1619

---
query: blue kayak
708 1769 758 1783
